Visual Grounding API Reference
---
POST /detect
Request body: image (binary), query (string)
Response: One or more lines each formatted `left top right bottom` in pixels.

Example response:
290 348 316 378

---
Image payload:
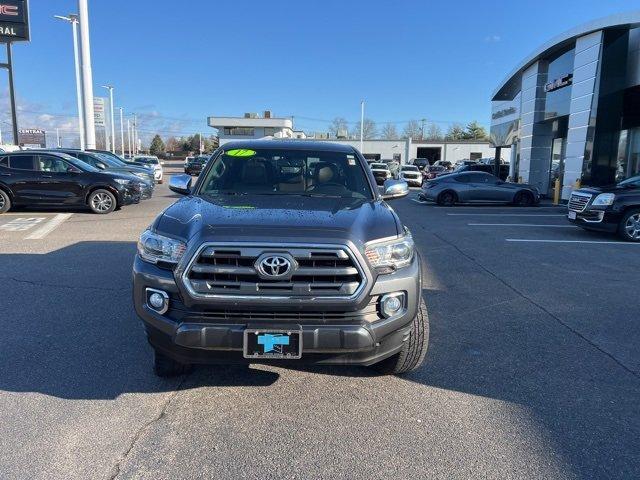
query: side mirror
381 179 409 200
96 162 106 170
169 174 192 195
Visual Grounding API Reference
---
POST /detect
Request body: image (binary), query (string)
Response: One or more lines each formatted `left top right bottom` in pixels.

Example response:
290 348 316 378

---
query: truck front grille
568 192 592 212
171 297 381 324
183 244 365 298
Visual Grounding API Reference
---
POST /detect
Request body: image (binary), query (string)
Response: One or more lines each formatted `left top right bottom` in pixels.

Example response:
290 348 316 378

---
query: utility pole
360 100 364 153
199 132 203 154
420 118 426 140
56 128 61 147
78 0 96 149
119 107 124 157
101 85 115 153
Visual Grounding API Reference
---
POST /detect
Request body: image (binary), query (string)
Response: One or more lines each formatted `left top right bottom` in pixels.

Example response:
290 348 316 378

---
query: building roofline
492 10 640 100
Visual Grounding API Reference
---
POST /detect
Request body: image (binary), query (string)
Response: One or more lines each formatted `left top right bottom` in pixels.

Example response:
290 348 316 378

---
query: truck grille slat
184 244 365 298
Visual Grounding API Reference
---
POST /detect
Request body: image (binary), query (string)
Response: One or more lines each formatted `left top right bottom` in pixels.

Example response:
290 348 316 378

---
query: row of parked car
0 149 164 215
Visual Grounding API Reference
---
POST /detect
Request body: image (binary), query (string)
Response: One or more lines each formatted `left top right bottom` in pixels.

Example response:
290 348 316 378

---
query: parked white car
133 155 164 184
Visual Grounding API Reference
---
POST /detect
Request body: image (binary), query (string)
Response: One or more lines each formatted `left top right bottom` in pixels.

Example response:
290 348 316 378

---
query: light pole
132 114 137 155
54 14 85 150
118 107 124 157
78 0 96 149
127 119 131 157
101 85 115 153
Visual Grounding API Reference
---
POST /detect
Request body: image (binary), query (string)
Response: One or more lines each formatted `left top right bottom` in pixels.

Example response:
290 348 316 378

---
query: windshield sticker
225 149 256 157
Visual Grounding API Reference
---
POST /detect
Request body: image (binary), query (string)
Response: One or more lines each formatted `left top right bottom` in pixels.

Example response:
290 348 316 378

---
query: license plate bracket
243 329 302 359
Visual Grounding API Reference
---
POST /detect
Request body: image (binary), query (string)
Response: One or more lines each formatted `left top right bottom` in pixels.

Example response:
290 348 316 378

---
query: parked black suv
42 149 154 199
567 175 640 241
184 155 208 176
0 151 142 214
133 140 428 376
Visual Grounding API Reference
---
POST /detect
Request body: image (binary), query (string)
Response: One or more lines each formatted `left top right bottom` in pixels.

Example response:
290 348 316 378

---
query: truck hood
155 194 402 248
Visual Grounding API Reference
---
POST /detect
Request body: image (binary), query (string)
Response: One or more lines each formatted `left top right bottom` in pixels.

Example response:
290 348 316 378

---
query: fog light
380 292 406 318
146 288 169 314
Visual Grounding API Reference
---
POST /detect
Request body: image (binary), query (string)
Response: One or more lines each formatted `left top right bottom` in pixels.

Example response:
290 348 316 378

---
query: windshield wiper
204 191 247 196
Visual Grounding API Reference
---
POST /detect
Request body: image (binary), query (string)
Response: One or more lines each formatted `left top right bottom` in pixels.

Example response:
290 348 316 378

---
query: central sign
0 0 29 42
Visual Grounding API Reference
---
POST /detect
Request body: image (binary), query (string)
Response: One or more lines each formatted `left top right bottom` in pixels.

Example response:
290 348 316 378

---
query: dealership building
491 12 640 200
210 112 500 165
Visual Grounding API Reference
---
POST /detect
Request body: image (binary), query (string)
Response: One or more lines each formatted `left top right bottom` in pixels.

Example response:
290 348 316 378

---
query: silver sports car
418 171 540 206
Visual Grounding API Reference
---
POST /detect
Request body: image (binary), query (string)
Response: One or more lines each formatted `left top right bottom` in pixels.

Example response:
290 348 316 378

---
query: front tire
437 190 456 206
153 350 192 377
372 297 429 375
514 191 534 207
0 189 11 214
88 189 117 214
618 208 640 242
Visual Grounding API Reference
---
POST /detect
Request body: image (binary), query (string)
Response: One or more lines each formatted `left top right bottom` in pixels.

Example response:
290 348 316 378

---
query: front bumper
119 185 142 206
567 208 620 232
401 176 422 186
133 253 422 366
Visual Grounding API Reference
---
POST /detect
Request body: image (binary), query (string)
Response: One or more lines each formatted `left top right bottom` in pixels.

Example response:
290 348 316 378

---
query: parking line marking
26 213 73 240
506 238 640 245
447 213 565 217
0 217 45 232
469 223 577 228
411 198 428 204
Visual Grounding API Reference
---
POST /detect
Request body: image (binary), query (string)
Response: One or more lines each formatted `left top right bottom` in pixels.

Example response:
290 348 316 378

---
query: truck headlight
364 234 414 272
592 193 615 206
137 229 186 264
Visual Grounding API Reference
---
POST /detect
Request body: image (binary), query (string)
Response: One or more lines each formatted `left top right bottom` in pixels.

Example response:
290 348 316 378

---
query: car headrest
314 162 338 184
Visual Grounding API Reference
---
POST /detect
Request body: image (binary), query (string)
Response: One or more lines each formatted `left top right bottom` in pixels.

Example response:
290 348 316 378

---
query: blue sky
1 0 638 143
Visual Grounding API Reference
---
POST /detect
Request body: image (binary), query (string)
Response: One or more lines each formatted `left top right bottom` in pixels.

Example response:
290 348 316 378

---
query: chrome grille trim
181 242 367 300
568 192 591 212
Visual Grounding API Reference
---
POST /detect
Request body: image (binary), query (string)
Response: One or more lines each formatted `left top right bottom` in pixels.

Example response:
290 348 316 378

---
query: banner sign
18 128 45 148
94 97 106 127
0 0 29 42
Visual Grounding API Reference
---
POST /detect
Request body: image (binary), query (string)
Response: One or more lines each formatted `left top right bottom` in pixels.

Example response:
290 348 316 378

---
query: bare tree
380 123 398 140
328 117 349 138
351 118 378 139
424 123 443 141
402 119 422 141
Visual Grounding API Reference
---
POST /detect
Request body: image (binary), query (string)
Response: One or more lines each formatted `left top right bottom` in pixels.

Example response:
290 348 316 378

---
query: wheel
618 208 640 242
372 297 429 375
153 349 192 377
437 190 456 206
88 189 117 214
514 191 534 207
0 189 11 214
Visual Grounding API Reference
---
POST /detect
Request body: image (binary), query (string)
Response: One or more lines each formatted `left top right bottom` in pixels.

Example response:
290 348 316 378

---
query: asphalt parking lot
1 171 639 480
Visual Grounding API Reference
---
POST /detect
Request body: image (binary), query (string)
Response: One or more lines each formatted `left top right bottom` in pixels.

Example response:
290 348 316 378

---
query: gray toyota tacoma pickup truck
133 140 429 376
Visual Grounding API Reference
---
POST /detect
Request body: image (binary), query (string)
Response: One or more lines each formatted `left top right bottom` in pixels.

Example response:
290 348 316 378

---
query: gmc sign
0 0 29 42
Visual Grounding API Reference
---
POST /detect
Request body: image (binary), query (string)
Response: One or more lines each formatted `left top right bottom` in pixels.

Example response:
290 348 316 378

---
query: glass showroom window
616 128 640 182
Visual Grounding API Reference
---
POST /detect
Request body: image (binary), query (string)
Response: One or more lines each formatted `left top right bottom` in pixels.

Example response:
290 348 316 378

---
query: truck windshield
199 148 373 199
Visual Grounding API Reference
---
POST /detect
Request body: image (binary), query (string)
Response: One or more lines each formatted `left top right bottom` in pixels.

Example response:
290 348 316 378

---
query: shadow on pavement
1 239 638 478
0 241 278 401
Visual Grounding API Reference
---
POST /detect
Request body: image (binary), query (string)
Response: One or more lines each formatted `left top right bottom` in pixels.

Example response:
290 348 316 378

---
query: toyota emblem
258 255 292 277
